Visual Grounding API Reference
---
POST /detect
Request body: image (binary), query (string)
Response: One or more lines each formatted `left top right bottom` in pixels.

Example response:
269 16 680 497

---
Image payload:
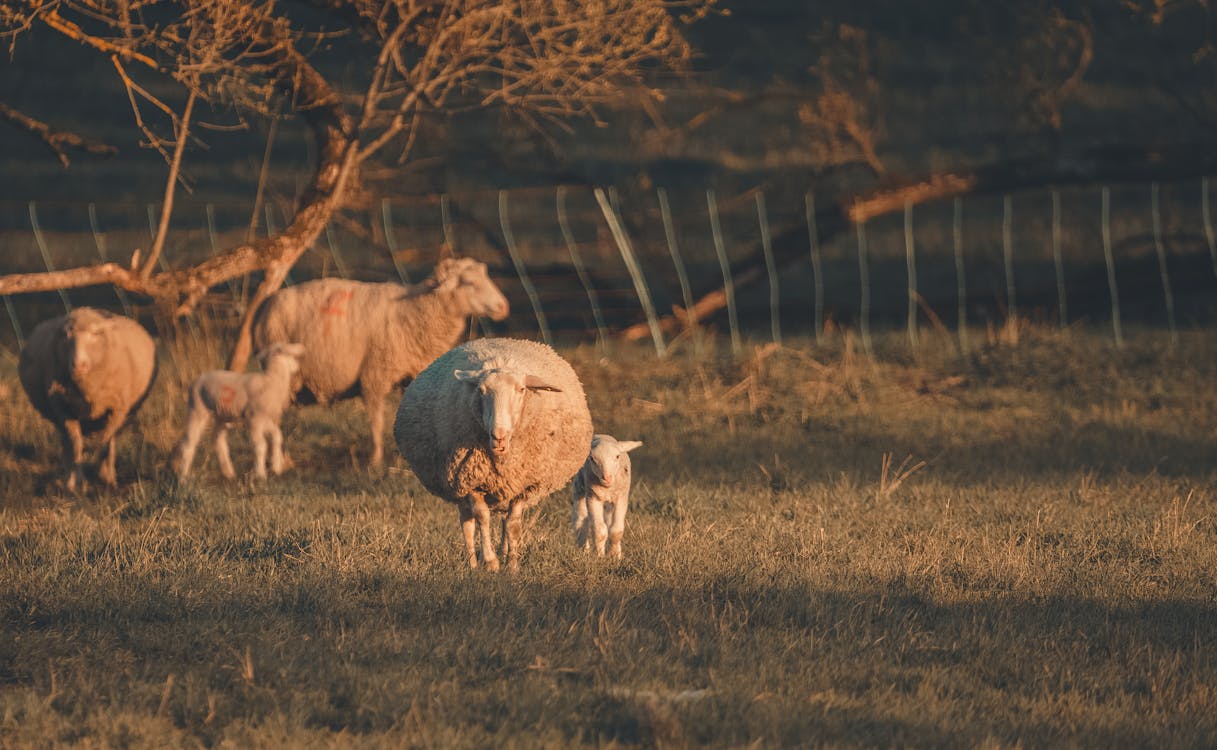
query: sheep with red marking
174 343 305 480
252 257 510 468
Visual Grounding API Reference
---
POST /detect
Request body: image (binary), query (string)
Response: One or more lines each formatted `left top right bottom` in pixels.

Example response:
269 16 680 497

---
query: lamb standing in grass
18 307 157 491
572 435 643 559
174 343 305 480
251 257 510 468
394 338 592 571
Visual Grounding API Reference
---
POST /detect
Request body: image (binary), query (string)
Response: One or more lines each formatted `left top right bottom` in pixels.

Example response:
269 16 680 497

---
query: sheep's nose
491 429 511 453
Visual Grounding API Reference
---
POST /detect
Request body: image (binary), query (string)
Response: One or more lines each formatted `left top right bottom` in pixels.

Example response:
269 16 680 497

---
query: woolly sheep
174 342 306 480
572 434 643 559
252 257 510 468
18 307 157 490
393 338 593 571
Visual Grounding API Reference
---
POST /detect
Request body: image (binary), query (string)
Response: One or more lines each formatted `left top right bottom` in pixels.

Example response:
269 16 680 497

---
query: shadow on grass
3 568 1216 746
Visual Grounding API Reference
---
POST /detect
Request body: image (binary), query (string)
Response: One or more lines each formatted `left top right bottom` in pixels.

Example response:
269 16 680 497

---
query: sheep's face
61 311 118 382
586 435 643 488
454 368 561 456
433 258 509 321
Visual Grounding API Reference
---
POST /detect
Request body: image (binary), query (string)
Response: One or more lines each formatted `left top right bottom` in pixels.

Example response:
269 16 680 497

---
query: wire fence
3 177 1217 358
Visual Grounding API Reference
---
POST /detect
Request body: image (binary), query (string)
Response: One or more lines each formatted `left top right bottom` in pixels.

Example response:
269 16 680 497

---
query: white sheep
252 257 510 468
393 338 593 571
17 307 158 490
174 343 305 480
572 435 643 559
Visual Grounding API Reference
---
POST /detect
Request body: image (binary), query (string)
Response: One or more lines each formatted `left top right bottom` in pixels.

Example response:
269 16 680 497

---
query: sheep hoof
484 558 501 572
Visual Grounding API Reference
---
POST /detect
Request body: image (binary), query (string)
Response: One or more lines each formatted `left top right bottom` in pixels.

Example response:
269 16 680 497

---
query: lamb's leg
608 496 628 560
470 494 499 572
175 406 211 477
503 504 525 573
214 424 237 479
589 496 608 556
458 500 477 569
360 387 386 469
59 419 85 492
95 408 130 487
268 422 285 476
251 419 270 480
572 494 591 550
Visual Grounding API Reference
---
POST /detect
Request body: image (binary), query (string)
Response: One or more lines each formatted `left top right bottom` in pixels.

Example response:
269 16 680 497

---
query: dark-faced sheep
252 257 509 468
393 338 593 571
18 307 157 490
174 342 306 480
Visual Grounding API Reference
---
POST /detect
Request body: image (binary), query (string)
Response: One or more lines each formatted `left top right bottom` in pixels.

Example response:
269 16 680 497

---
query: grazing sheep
18 307 157 490
174 343 305 480
393 338 593 571
252 257 510 468
572 435 643 559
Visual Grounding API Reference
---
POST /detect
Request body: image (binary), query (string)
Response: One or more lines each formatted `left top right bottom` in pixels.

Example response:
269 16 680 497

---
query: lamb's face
454 367 562 457
259 343 305 375
586 436 644 488
435 259 509 321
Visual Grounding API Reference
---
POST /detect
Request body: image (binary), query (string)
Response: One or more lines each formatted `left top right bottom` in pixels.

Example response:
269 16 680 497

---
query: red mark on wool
320 290 355 317
219 385 237 410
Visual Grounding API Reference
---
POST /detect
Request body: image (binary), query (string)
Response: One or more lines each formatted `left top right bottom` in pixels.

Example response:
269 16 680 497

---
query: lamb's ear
618 440 643 452
453 369 484 384
523 374 562 392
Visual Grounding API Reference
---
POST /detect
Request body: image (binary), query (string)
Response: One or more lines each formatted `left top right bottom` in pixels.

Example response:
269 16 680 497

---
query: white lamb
393 338 593 571
572 435 643 559
174 343 305 480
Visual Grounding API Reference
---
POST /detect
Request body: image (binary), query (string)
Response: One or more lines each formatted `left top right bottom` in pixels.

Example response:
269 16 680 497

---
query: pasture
2 326 1217 747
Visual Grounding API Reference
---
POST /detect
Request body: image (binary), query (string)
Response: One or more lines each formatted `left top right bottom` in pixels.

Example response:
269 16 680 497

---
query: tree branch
0 102 117 167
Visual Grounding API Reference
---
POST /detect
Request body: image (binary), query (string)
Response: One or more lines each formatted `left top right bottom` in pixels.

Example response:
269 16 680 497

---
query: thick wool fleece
393 338 593 515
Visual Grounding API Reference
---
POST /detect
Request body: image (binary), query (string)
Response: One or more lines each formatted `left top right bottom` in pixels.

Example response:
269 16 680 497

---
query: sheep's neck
400 291 470 354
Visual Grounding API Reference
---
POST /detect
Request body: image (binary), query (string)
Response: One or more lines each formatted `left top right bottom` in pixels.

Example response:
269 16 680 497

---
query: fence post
323 224 350 278
1151 182 1178 346
953 197 967 355
706 189 741 356
1204 178 1217 282
381 198 411 285
856 217 873 357
261 203 294 286
1101 186 1124 348
440 193 455 253
558 187 608 353
1002 194 1016 320
3 295 22 349
755 191 781 345
499 189 552 346
1052 191 1067 328
805 192 824 345
89 203 134 317
595 188 666 358
904 199 918 348
28 201 71 313
658 188 698 353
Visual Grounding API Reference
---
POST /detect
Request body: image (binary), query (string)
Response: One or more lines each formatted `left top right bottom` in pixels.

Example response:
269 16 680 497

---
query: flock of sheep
14 257 641 569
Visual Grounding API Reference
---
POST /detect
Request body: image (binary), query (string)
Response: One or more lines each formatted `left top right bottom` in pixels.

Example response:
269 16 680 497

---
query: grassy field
2 325 1217 747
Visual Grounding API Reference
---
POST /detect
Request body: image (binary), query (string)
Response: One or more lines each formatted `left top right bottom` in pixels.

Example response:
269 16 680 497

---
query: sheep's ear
523 374 562 392
618 440 643 452
453 369 484 384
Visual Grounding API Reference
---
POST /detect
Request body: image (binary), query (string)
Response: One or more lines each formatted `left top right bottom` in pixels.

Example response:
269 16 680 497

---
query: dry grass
2 325 1217 747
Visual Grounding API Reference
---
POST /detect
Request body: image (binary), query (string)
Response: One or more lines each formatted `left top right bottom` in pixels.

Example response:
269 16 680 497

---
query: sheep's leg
503 504 524 573
589 496 608 556
251 419 270 480
572 494 591 550
175 407 211 478
470 495 499 572
360 387 386 469
608 496 628 560
458 500 478 569
95 408 130 487
214 424 237 479
59 419 86 492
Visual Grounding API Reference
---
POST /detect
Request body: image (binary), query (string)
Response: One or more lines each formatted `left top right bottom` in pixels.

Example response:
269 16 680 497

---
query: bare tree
0 0 711 367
